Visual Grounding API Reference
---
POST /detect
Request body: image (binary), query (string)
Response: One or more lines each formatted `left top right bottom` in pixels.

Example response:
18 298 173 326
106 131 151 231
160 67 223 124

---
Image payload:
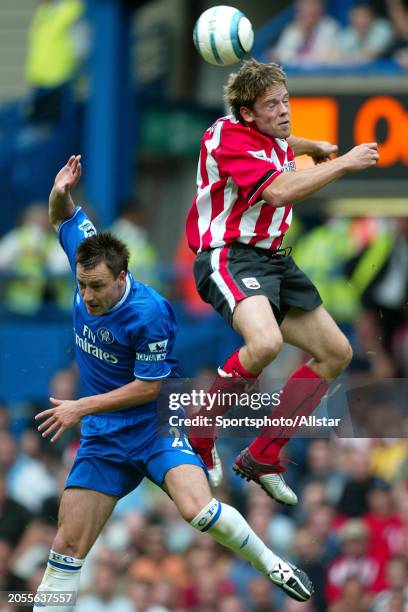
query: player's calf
190 498 313 601
167 464 313 601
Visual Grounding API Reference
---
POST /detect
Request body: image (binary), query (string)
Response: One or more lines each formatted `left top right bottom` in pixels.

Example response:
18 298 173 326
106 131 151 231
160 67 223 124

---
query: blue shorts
66 418 206 498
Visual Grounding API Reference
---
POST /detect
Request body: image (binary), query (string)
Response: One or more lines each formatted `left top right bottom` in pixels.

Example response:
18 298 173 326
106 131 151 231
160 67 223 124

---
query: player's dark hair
224 59 287 122
75 232 129 278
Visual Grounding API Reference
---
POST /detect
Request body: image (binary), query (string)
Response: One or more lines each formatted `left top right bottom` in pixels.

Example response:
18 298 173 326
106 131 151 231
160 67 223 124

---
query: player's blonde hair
224 59 287 122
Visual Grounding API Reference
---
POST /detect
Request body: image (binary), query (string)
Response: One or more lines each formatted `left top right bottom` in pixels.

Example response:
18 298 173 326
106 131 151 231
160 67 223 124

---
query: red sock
222 349 259 380
248 364 329 463
189 349 259 442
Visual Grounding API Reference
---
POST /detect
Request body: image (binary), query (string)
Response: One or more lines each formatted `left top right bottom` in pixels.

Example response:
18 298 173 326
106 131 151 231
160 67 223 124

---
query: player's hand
342 143 379 171
310 141 338 164
35 397 83 443
53 155 82 195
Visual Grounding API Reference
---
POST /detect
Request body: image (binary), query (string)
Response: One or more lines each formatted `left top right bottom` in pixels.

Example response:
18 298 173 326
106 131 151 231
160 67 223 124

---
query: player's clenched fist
343 143 379 171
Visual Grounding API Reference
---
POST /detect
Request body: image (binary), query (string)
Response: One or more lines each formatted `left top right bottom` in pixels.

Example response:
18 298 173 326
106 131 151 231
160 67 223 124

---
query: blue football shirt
58 207 178 435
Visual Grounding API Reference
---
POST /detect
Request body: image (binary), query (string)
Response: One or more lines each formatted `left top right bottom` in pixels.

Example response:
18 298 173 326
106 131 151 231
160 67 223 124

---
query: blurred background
0 0 407 610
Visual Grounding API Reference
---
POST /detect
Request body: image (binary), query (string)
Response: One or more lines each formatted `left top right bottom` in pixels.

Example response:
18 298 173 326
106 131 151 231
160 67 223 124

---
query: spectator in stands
336 447 385 518
385 0 408 67
327 576 371 611
270 0 339 66
293 217 392 330
218 594 246 612
75 559 134 612
0 469 32 547
370 439 408 483
283 600 315 612
360 217 408 377
292 525 326 611
363 480 404 559
330 3 394 64
25 0 88 123
128 524 188 593
246 484 294 557
297 440 344 506
373 555 408 611
295 479 327 523
149 578 179 610
0 539 26 592
9 515 56 585
126 580 151 611
110 203 160 290
0 430 57 514
306 502 340 562
0 203 61 316
326 519 386 603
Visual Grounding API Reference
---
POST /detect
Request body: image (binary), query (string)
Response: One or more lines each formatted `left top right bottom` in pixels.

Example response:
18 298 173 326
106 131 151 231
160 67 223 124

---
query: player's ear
240 106 255 123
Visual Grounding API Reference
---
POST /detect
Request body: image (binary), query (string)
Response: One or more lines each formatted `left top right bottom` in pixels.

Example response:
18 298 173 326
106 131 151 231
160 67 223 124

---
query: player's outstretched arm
263 142 379 207
49 155 82 229
287 136 338 163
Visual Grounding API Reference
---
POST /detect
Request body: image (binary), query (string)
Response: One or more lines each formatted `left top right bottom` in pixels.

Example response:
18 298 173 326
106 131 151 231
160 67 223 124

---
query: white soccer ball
193 5 254 66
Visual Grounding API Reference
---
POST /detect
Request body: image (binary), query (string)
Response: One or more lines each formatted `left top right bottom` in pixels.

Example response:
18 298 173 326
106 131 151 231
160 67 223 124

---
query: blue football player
33 155 314 610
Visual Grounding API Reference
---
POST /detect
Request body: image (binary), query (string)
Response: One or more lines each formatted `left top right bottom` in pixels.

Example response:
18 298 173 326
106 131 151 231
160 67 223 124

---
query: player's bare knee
339 340 353 369
247 335 282 369
327 338 353 376
178 499 209 523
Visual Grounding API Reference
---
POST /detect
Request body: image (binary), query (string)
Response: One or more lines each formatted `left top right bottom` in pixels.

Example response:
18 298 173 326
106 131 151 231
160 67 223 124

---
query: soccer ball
193 5 254 66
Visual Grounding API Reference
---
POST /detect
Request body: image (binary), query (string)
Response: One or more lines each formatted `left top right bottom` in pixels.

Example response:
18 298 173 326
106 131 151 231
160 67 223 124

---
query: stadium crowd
0 200 407 611
0 401 407 611
269 0 408 69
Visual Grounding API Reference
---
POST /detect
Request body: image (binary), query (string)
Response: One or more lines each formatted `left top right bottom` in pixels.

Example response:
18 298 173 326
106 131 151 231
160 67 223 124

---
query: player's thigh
163 464 213 523
281 305 351 363
233 295 283 351
54 487 117 558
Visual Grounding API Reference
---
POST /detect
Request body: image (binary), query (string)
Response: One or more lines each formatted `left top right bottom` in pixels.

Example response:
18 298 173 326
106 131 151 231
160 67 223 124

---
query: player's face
76 262 127 316
241 84 291 139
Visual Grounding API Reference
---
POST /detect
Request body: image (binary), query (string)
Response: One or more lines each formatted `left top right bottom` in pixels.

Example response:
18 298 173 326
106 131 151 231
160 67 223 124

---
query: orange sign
354 96 408 166
290 94 408 175
291 97 338 169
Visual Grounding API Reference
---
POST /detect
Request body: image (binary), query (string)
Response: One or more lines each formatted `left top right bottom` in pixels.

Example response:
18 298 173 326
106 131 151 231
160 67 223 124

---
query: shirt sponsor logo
75 333 118 364
242 277 261 290
148 339 168 352
97 327 115 344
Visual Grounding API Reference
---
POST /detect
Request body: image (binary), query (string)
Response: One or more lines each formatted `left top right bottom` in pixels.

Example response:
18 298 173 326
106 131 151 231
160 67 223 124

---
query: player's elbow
262 185 290 207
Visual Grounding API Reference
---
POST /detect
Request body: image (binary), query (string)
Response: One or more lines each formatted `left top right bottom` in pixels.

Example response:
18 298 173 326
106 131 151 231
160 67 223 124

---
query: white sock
33 550 83 611
190 498 280 575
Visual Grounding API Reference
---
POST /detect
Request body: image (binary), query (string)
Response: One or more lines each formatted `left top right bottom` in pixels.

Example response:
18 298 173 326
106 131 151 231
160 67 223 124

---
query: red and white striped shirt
186 116 294 254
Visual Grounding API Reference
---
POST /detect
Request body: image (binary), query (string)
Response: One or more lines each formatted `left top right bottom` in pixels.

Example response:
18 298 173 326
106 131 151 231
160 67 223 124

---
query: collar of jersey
106 273 132 313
